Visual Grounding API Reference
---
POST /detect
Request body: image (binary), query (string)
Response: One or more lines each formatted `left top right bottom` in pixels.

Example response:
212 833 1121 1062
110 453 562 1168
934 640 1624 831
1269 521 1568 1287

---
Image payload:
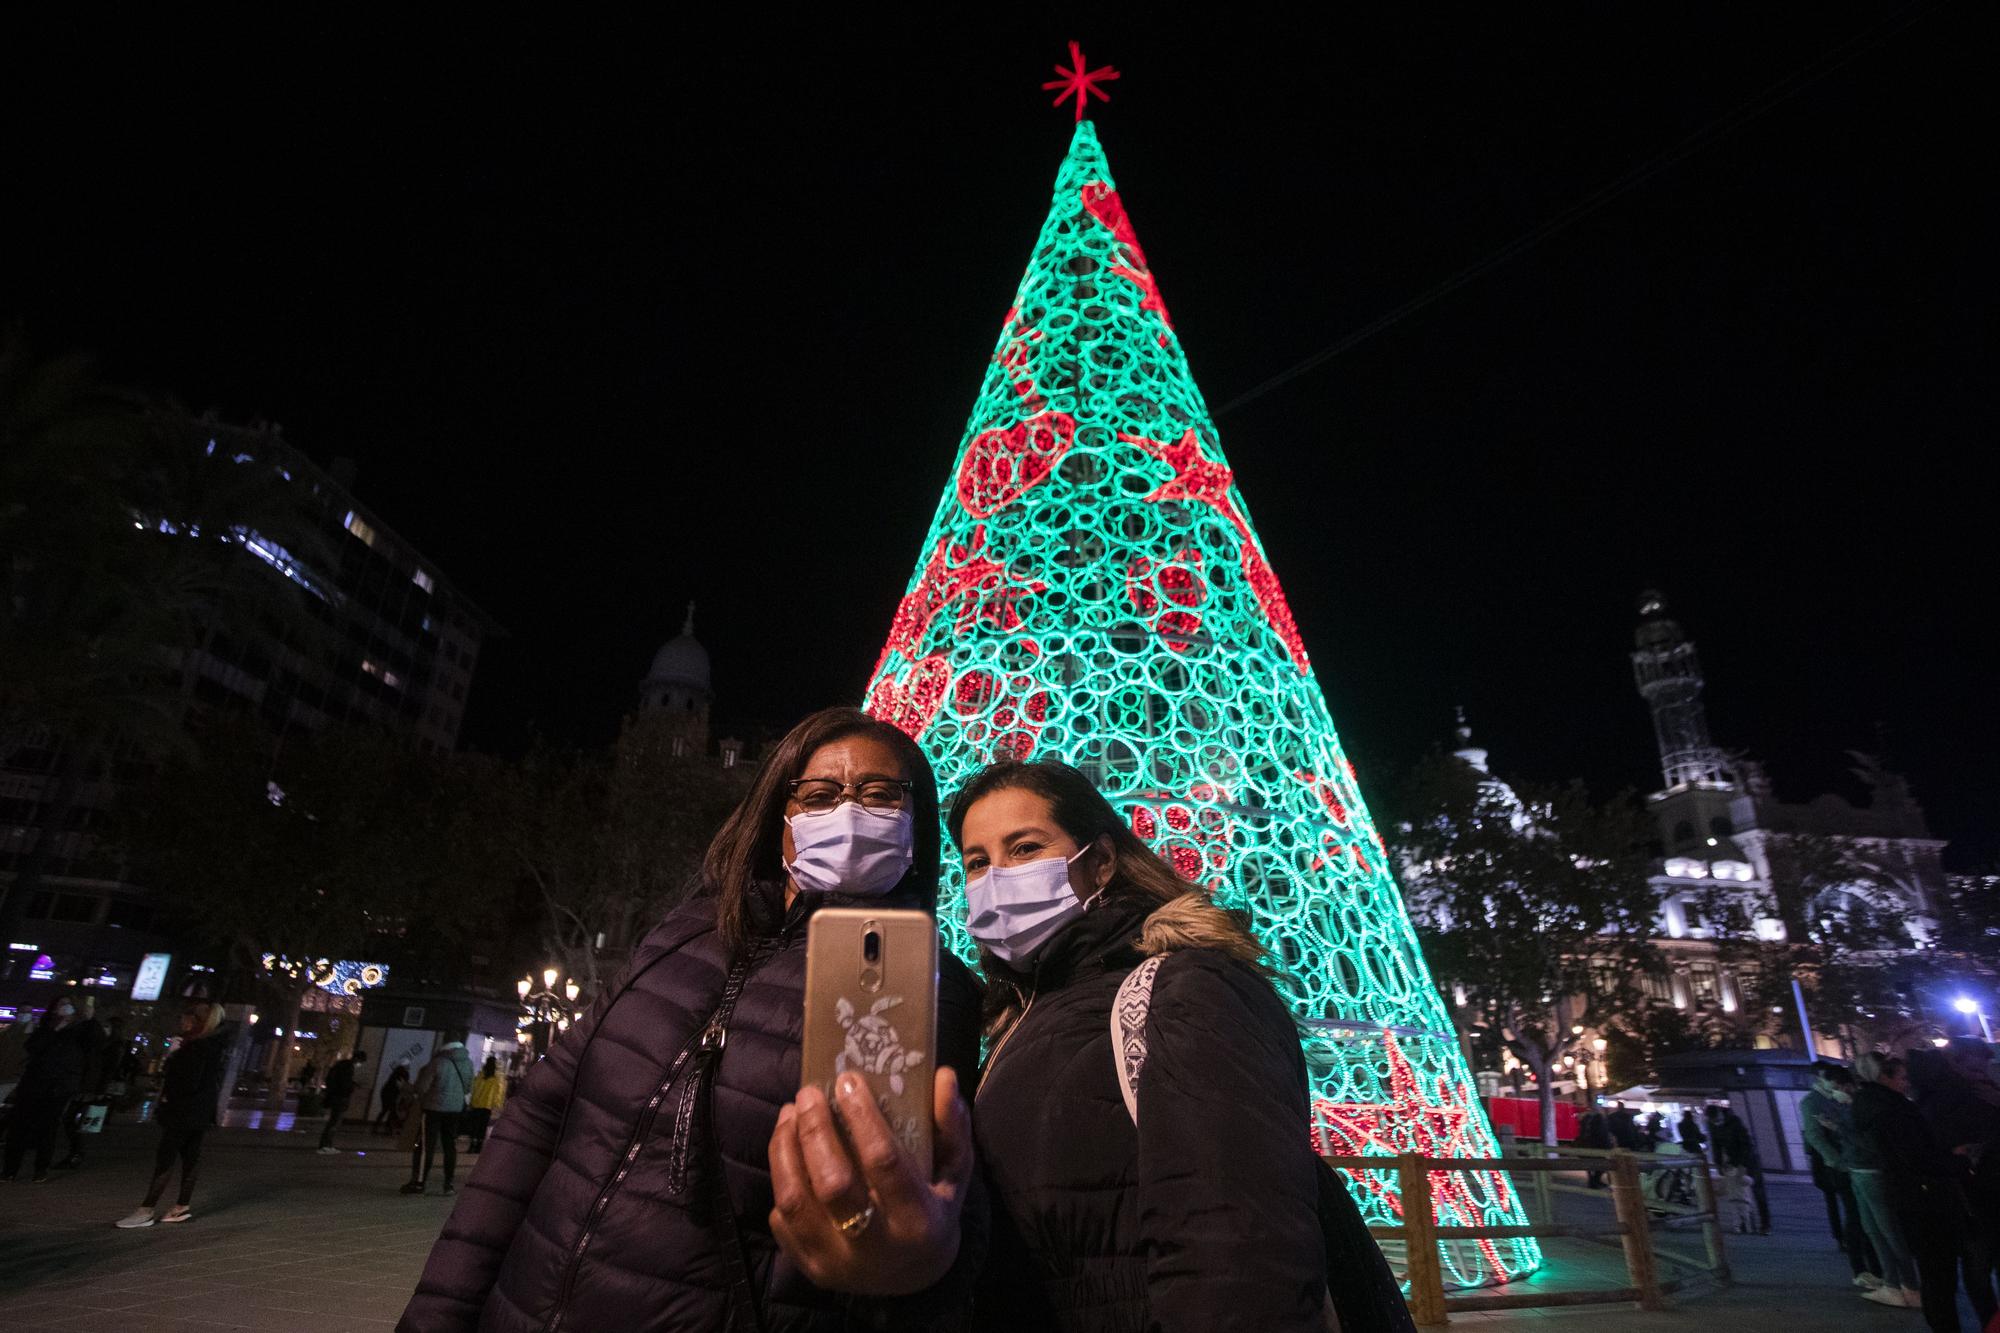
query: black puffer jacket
1853 1079 1964 1182
19 1017 103 1104
971 898 1327 1333
399 886 985 1333
155 1029 228 1130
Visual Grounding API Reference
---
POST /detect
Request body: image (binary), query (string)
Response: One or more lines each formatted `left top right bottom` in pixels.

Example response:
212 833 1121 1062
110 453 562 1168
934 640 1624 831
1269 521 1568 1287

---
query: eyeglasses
787 778 913 814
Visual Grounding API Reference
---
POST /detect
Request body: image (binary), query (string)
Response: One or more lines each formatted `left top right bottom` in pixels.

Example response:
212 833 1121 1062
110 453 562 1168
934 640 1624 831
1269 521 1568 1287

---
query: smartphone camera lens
862 928 881 964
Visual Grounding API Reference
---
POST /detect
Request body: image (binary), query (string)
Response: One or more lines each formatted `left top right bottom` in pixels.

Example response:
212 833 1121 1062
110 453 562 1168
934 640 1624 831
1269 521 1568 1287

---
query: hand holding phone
799 908 938 1176
771 908 970 1295
768 1065 974 1296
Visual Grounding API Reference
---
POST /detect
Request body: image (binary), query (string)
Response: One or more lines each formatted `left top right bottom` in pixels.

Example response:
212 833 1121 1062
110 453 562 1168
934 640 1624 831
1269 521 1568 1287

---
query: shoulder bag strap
550 914 713 1152
698 946 770 1333
1110 955 1166 1125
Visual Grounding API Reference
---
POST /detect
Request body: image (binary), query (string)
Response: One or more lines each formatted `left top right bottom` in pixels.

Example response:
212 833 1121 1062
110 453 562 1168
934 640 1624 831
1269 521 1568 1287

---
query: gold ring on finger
835 1201 877 1237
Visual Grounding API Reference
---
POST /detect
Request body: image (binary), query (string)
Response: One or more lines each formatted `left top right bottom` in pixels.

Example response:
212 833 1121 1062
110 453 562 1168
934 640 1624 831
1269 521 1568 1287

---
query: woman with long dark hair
772 759 1409 1331
398 707 985 1332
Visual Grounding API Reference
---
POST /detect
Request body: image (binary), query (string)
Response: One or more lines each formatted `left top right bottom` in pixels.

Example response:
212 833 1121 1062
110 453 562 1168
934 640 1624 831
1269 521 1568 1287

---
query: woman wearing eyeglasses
771 759 1412 1332
398 707 986 1333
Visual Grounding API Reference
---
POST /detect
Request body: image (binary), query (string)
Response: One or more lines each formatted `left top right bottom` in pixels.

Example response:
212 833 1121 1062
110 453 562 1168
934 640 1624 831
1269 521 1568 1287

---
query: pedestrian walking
463 1056 505 1153
1853 1050 1972 1321
375 1064 409 1135
1642 1110 1665 1151
1800 1062 1884 1291
317 1050 366 1153
405 1032 474 1196
2 995 102 1183
114 1000 228 1228
399 707 987 1331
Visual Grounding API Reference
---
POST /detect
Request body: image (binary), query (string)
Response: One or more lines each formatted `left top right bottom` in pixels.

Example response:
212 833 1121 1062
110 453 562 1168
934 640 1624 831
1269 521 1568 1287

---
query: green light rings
863 121 1539 1286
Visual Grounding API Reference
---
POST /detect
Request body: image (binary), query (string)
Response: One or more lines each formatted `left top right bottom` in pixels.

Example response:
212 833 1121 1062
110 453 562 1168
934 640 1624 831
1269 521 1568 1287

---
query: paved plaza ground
0 1117 1988 1330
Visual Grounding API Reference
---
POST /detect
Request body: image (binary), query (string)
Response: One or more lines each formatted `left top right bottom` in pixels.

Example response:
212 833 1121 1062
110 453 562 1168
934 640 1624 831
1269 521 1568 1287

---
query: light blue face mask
966 844 1102 966
784 803 915 897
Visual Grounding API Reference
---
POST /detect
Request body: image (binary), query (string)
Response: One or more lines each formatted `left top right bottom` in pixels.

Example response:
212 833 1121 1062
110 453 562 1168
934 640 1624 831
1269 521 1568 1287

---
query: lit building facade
1631 591 1945 1044
1420 591 1954 1103
0 417 496 1016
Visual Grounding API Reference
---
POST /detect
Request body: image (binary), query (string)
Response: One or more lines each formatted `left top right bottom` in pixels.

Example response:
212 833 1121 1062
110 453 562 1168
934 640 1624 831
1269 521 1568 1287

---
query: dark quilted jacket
398 885 986 1333
970 898 1328 1333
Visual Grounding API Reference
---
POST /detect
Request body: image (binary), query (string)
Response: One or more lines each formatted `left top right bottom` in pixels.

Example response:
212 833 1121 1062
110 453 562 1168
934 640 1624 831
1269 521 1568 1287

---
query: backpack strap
1111 955 1166 1125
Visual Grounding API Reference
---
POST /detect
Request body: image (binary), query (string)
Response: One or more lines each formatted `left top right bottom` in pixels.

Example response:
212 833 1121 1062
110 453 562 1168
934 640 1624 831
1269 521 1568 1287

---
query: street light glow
516 977 531 998
1954 996 1980 1015
543 967 559 989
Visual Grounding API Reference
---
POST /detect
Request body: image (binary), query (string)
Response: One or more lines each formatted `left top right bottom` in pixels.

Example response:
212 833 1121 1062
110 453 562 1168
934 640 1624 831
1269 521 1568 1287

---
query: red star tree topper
1043 41 1119 122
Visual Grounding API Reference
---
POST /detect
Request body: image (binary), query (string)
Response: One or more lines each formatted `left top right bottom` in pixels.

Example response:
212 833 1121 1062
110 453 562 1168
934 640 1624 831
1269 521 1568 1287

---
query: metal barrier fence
1321 1147 1731 1325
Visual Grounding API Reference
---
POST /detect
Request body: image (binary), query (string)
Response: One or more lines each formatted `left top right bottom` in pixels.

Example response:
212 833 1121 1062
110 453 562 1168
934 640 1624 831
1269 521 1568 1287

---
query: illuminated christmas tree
863 109 1538 1286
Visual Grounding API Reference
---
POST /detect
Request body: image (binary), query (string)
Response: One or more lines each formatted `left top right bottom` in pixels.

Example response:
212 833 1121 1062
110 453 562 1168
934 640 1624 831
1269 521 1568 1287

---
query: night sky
7 8 1992 863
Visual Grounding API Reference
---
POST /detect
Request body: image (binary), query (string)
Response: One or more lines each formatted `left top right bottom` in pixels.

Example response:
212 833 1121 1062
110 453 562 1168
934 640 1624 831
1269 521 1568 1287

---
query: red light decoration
1083 182 1174 343
1313 1032 1524 1284
1042 41 1120 123
1123 427 1310 669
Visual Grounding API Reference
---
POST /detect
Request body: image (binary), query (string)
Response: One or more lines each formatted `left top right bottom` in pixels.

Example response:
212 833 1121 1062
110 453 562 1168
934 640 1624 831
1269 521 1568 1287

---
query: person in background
1606 1101 1641 1152
318 1050 366 1154
1642 1110 1665 1151
375 1064 410 1135
397 1084 430 1196
0 1013 34 1107
1708 1105 1769 1234
1677 1107 1707 1163
407 1030 474 1196
3 995 101 1183
1853 1051 1965 1320
1801 1063 1884 1292
298 1059 318 1089
56 1005 113 1171
1910 1042 2000 1327
115 999 228 1227
463 1056 505 1153
1576 1110 1613 1188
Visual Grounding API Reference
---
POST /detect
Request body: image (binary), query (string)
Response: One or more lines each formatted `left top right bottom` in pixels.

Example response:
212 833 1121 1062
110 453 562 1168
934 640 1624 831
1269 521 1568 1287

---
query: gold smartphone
801 907 938 1178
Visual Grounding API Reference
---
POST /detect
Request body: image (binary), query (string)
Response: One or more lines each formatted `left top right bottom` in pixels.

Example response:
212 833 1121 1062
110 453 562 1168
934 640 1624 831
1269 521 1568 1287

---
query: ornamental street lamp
518 967 578 1062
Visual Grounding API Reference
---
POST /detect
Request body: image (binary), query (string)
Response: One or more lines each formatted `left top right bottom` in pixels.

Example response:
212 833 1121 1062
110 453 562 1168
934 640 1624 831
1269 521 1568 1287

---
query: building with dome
639 603 714 755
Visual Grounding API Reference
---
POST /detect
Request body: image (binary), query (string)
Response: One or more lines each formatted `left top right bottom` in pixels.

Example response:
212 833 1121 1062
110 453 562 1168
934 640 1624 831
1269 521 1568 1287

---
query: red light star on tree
1123 427 1312 671
1042 41 1119 123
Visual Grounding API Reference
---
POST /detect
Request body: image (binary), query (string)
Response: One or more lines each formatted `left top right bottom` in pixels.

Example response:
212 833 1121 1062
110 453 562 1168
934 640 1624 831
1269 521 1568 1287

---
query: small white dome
645 604 711 693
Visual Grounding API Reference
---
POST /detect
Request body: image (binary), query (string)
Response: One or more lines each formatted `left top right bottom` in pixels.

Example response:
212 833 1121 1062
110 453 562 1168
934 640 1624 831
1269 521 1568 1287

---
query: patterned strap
1111 955 1166 1125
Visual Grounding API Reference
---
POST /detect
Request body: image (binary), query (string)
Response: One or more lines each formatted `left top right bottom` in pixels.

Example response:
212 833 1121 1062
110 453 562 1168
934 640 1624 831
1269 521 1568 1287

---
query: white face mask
966 845 1099 967
784 803 915 897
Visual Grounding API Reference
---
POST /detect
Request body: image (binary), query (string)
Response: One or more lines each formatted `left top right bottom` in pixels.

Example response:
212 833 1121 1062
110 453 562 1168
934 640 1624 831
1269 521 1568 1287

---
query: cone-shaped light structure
864 121 1538 1285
